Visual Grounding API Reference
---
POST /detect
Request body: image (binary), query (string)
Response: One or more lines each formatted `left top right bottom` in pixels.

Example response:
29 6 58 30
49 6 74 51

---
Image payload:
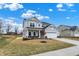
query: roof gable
26 17 40 22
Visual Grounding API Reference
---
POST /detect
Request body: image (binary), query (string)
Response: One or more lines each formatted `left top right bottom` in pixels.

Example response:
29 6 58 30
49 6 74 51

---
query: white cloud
49 9 53 12
56 4 63 9
21 9 50 20
34 14 41 17
0 3 23 11
58 8 66 11
66 17 70 19
57 3 74 8
66 3 74 7
44 16 50 19
0 5 3 9
4 3 23 11
34 14 49 20
21 9 36 18
56 4 66 12
0 3 5 9
21 12 33 18
7 17 16 20
56 3 75 12
70 10 76 12
37 15 49 20
0 17 4 20
38 8 40 10
27 10 36 13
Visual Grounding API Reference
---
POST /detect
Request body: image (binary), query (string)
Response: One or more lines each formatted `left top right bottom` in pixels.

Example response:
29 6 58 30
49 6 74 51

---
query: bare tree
70 26 78 36
0 19 3 34
6 23 12 34
15 26 18 34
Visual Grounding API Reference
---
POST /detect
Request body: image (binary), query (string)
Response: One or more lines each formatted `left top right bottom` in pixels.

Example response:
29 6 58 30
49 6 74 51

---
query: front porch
27 30 44 39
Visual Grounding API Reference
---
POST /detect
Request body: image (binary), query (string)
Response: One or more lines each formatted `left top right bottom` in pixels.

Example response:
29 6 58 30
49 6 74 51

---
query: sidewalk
32 38 79 56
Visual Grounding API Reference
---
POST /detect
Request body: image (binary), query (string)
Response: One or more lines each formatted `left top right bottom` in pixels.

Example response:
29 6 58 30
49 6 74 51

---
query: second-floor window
38 24 40 27
30 23 35 27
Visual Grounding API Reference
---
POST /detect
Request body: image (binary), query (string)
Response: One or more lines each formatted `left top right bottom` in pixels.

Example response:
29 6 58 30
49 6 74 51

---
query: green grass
0 35 74 56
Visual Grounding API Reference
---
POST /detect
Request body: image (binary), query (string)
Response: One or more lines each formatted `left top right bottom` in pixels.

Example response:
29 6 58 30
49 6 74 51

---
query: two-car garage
45 32 58 38
45 25 58 38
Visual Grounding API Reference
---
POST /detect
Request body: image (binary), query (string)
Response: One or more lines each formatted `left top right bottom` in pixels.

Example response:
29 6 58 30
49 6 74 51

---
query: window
38 23 42 27
30 23 35 27
38 24 40 26
29 32 31 36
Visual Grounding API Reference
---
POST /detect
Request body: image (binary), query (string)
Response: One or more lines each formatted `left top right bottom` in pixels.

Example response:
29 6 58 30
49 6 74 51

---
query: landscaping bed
64 37 79 41
0 35 74 56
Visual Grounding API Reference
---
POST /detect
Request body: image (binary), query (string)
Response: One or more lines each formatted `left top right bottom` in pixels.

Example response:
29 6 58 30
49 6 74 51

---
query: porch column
27 30 28 38
39 30 41 38
31 32 33 36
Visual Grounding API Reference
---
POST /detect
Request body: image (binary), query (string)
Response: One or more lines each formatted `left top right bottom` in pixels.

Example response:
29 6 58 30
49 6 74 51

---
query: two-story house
23 17 58 39
58 25 79 37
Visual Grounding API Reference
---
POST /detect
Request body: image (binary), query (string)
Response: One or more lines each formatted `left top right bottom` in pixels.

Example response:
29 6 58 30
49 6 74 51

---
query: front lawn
0 35 74 56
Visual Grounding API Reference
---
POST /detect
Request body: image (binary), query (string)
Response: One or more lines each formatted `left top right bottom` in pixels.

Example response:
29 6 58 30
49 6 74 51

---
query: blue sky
0 3 79 26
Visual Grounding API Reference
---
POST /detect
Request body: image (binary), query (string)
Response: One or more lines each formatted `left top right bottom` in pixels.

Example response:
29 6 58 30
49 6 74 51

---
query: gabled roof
25 17 40 22
42 22 51 29
58 25 79 32
42 22 56 29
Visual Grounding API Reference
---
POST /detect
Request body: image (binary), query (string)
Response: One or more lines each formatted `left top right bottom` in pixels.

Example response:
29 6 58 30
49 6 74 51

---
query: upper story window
30 23 35 27
38 23 42 27
38 24 40 27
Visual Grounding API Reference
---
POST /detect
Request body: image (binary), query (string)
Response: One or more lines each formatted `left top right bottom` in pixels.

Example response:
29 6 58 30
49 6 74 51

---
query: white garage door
45 33 57 38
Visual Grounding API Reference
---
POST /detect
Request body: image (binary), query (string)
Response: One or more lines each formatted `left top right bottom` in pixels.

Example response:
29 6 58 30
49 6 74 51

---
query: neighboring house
73 28 79 37
23 17 58 39
58 25 79 37
59 29 73 37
